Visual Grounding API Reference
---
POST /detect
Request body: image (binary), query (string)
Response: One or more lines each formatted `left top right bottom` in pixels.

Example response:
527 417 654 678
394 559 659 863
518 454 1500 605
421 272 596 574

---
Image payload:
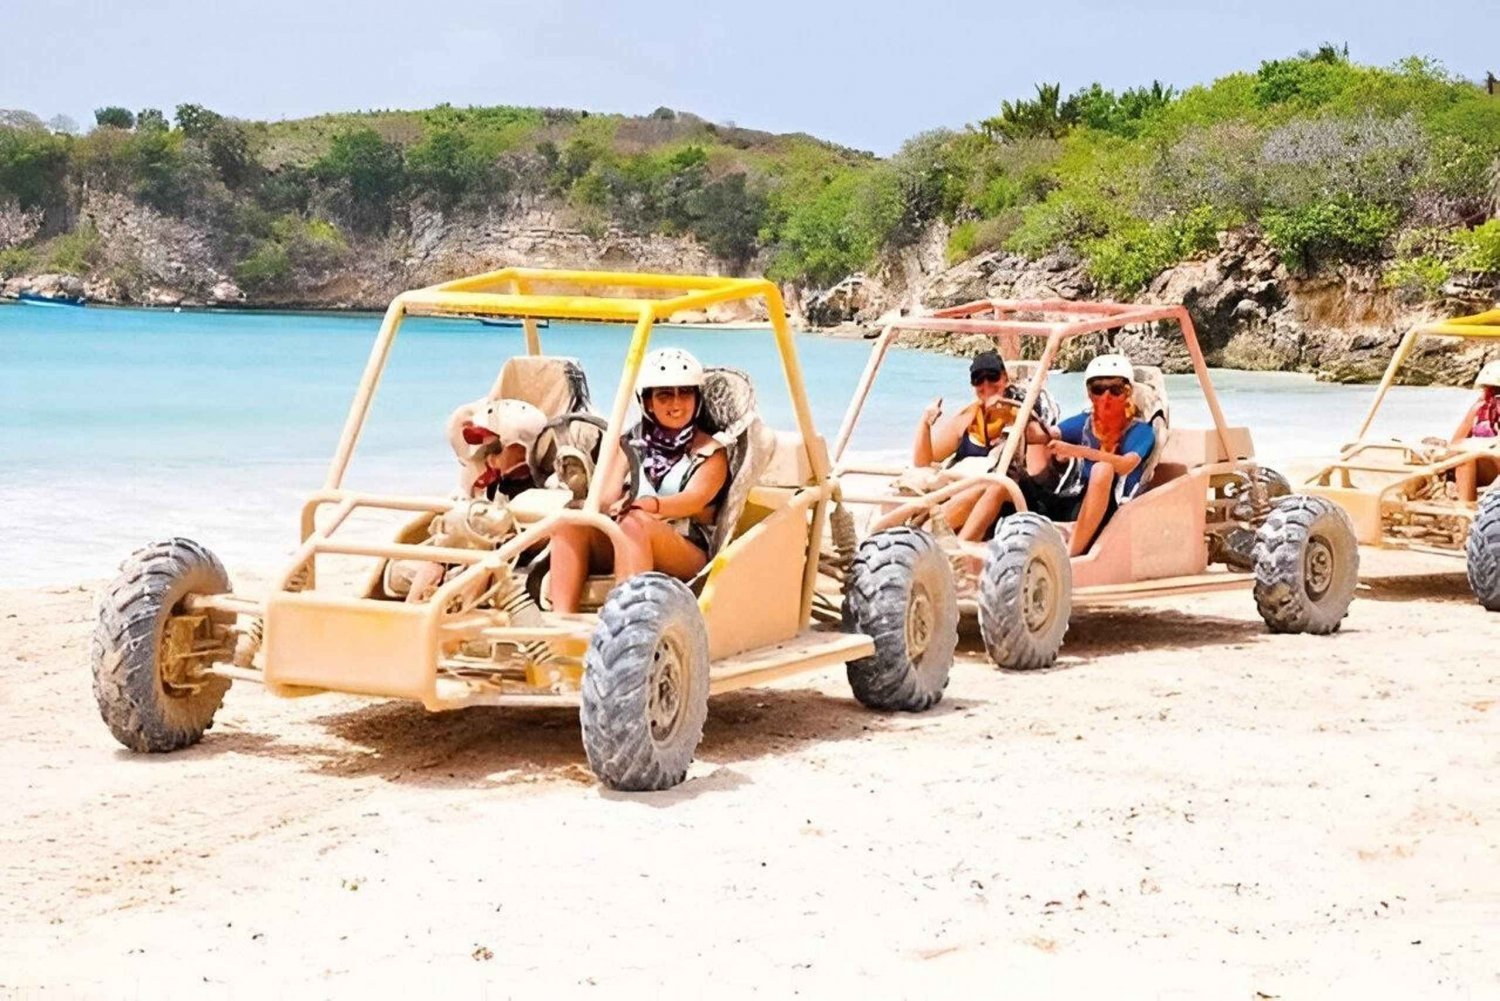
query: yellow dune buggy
90 269 959 791
1303 308 1500 609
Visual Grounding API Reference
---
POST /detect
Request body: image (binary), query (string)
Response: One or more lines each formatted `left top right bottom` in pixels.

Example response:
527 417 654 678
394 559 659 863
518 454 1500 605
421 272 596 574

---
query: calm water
0 301 1474 585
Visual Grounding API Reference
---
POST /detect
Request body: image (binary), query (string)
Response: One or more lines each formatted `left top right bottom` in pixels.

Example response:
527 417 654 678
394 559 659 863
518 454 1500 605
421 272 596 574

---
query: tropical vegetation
1 46 1497 298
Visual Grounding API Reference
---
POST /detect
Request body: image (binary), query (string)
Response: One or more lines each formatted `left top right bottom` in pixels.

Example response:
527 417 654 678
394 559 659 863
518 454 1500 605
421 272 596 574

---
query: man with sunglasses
1037 353 1156 556
912 350 1052 539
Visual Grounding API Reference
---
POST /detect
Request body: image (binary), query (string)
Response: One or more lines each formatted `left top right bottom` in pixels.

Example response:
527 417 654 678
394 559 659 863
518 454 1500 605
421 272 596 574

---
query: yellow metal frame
1303 309 1500 554
194 268 872 711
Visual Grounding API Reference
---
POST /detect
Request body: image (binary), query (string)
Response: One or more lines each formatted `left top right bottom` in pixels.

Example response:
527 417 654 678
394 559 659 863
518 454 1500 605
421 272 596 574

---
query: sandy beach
2 547 1495 998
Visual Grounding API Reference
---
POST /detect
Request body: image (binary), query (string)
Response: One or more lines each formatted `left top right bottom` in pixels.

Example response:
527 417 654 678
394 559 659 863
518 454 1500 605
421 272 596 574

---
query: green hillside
2 47 1498 298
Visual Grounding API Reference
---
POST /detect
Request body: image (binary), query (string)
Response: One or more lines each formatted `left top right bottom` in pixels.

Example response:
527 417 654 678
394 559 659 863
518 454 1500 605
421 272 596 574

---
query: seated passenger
1030 353 1156 556
548 348 729 614
912 350 1051 540
401 398 549 603
450 398 549 500
1451 361 1499 502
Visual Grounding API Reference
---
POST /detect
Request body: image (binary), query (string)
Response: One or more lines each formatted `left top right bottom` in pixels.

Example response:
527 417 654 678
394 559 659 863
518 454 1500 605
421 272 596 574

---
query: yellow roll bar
1354 308 1500 440
323 268 823 498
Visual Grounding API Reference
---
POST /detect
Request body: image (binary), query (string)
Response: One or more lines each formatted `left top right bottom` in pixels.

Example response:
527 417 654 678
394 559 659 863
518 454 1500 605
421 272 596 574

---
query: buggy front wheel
1252 496 1358 633
978 514 1072 670
1466 489 1500 611
841 527 957 711
92 538 234 752
580 573 710 791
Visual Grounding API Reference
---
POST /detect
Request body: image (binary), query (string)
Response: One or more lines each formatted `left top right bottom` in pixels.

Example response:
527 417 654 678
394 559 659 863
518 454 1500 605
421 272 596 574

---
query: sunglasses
970 370 1004 387
1088 381 1129 397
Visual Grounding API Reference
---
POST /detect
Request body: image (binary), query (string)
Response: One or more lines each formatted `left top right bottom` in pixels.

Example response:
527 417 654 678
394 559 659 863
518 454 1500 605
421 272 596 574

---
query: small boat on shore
18 291 86 307
475 316 549 328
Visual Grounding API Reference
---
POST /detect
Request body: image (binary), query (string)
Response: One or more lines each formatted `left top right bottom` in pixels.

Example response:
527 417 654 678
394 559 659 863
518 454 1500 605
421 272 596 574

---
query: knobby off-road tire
978 514 1072 670
1466 489 1500 611
1228 465 1293 522
1252 496 1358 634
92 538 233 752
841 527 957 712
580 573 710 792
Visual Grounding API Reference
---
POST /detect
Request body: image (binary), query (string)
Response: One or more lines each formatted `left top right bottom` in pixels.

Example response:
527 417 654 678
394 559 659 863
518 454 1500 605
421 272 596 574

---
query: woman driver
1452 360 1500 502
548 347 728 613
912 350 1052 540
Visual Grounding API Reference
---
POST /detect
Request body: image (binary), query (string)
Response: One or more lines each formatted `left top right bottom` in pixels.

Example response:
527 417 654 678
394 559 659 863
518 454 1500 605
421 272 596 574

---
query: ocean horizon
0 301 1474 586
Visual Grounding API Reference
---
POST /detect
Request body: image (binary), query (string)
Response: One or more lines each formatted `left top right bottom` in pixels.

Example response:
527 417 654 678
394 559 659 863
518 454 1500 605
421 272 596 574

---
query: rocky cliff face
7 196 1497 383
1 194 768 322
812 229 1500 386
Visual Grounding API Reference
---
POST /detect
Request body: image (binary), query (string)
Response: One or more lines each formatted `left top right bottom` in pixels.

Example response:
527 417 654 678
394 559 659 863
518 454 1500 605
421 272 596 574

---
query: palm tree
982 83 1070 141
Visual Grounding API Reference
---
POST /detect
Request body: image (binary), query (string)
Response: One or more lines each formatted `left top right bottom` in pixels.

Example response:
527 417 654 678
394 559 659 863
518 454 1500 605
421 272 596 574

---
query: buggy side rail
283 489 629 594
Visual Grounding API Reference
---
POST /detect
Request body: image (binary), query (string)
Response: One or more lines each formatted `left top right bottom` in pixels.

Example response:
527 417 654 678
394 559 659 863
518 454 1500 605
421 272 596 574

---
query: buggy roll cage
272 267 836 634
1303 308 1500 548
831 298 1239 481
1348 308 1500 441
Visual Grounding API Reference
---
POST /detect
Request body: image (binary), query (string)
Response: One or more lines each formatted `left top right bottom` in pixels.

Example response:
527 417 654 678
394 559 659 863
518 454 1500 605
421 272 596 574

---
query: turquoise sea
0 301 1474 586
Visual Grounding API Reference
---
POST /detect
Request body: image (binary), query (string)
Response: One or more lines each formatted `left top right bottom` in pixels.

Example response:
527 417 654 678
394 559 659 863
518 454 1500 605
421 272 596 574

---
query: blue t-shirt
1057 413 1156 498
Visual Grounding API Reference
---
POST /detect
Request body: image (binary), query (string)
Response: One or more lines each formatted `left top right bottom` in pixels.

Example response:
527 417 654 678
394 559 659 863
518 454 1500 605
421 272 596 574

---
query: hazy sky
4 0 1496 154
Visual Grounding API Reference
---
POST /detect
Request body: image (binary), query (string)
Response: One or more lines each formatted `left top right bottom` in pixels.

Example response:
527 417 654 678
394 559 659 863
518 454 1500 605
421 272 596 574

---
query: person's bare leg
404 562 444 604
548 523 594 613
1069 463 1116 557
1456 460 1477 502
646 522 711 580
1025 442 1050 477
616 511 708 580
1477 456 1499 496
615 511 658 580
939 484 984 535
958 484 1009 541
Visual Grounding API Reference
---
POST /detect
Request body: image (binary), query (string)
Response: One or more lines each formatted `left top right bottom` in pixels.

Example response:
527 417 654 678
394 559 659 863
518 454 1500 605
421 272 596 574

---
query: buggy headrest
495 356 592 418
699 367 758 439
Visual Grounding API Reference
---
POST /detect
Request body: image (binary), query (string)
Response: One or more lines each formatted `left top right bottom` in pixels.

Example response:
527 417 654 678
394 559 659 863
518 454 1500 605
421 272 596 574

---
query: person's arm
1452 401 1481 444
924 402 976 464
1023 418 1056 445
912 398 941 466
1048 420 1152 477
632 450 728 520
1051 440 1142 476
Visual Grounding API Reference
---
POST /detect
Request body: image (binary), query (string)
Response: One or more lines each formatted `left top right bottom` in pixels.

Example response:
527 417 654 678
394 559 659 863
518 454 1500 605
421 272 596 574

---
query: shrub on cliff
42 223 100 274
1261 197 1400 271
765 171 886 288
233 241 290 292
1085 206 1227 294
93 107 135 130
407 126 508 211
1453 219 1500 276
314 127 406 232
0 124 70 216
233 213 347 293
0 245 36 278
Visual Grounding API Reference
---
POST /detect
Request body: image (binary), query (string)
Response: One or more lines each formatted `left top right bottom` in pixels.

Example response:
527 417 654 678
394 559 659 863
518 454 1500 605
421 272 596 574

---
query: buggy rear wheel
841 527 957 711
91 538 233 752
580 573 710 791
1466 489 1500 611
1252 496 1358 634
978 514 1072 670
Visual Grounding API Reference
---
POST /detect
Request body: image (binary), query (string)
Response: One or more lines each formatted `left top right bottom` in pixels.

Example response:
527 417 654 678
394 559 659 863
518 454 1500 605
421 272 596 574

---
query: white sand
1 549 1496 997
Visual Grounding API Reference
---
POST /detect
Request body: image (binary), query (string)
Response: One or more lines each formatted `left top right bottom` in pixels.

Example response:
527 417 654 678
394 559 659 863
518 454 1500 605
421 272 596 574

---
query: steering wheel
528 412 642 508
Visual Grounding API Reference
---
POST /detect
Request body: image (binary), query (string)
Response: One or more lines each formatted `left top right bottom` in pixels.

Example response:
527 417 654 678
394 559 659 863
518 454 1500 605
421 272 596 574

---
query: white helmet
1475 360 1500 389
1084 353 1135 384
475 399 547 447
637 347 705 395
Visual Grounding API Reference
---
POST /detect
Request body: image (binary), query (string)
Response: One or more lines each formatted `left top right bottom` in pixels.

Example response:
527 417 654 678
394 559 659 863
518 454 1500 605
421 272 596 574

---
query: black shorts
1019 478 1118 549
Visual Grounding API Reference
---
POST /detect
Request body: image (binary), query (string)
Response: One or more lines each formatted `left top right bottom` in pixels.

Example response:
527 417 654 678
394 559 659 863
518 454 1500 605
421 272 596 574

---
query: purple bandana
632 415 698 489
